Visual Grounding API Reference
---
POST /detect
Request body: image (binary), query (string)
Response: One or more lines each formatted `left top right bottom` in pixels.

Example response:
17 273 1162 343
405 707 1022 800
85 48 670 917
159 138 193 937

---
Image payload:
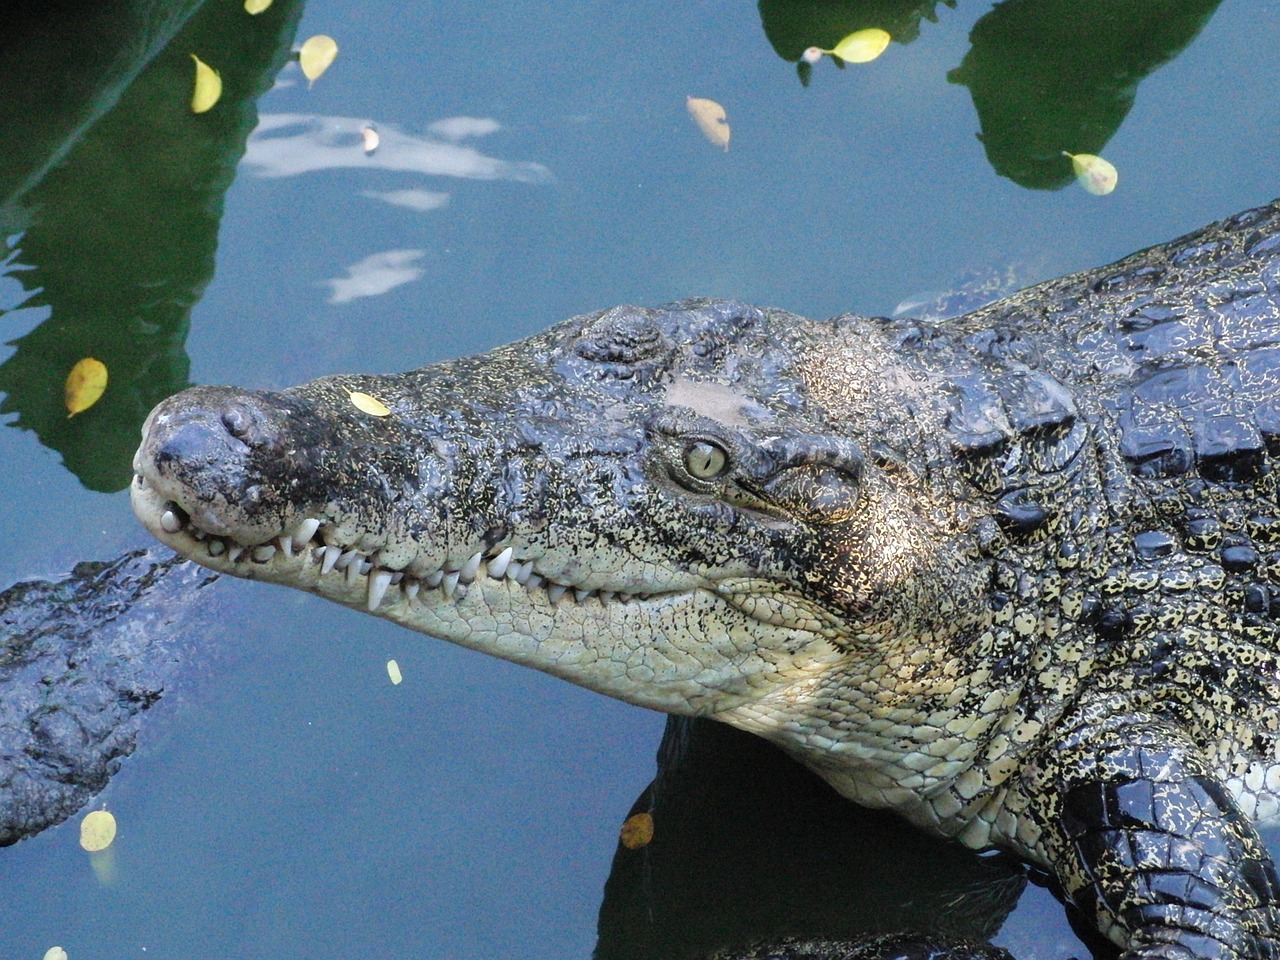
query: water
1 0 1278 957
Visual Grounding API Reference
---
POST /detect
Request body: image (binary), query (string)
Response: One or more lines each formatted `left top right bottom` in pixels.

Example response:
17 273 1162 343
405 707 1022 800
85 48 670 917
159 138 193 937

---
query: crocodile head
132 299 990 759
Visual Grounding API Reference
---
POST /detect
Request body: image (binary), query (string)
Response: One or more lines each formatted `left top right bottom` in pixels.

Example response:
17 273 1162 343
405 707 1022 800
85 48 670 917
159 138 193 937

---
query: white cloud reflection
361 188 451 212
243 114 551 183
324 249 426 304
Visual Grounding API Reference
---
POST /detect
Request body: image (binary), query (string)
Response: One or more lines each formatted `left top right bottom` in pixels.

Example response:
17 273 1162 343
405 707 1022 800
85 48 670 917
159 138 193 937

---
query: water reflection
325 249 427 304
243 113 552 182
758 0 1222 190
596 717 1027 960
0 0 306 492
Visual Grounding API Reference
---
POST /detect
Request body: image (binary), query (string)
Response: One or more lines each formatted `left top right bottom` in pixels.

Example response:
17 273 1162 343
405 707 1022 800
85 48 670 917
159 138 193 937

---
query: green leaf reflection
0 0 304 492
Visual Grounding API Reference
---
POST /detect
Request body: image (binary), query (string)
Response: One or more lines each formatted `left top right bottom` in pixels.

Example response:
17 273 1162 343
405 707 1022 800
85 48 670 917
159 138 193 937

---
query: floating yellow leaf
387 659 402 685
79 809 117 852
349 391 391 417
1064 151 1118 196
44 948 68 960
619 812 654 850
245 0 272 12
299 35 339 85
190 54 221 113
64 357 108 418
829 28 891 63
686 97 730 152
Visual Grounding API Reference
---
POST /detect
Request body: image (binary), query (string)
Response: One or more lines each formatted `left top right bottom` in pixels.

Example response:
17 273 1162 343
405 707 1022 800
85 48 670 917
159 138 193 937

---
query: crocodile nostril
222 404 253 441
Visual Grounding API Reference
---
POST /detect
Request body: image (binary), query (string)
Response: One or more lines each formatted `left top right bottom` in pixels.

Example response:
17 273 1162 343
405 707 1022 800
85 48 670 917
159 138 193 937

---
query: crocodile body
132 201 1280 958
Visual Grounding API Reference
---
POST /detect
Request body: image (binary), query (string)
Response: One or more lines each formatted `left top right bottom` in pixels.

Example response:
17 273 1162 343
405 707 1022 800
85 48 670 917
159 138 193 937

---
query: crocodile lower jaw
130 474 678 616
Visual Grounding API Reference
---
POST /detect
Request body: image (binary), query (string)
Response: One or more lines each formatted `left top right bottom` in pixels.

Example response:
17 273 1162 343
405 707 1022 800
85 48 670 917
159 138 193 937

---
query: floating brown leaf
620 811 654 849
686 97 730 151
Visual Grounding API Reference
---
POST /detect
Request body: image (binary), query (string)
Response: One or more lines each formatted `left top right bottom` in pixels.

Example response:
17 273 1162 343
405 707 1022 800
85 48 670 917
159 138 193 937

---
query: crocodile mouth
131 470 677 615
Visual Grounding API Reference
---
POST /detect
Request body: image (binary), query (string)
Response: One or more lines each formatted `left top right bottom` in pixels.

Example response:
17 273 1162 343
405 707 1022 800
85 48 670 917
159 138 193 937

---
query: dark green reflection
758 0 954 86
759 0 1221 189
948 0 1221 189
595 717 1025 960
0 0 304 492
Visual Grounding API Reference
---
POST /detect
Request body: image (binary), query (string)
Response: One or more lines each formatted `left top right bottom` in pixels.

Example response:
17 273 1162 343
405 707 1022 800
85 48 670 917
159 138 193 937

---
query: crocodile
132 200 1280 959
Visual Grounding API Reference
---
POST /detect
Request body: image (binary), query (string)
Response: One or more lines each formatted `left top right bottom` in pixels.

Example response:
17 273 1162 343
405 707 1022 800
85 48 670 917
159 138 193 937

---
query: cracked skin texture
133 200 1280 959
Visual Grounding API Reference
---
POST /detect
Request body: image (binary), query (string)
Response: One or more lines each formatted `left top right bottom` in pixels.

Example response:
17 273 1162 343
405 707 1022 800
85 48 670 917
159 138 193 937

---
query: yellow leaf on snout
190 54 221 113
65 357 108 417
686 97 730 151
349 391 391 417
299 35 339 85
829 28 891 63
620 812 654 849
44 948 68 960
1063 152 1118 196
245 0 273 12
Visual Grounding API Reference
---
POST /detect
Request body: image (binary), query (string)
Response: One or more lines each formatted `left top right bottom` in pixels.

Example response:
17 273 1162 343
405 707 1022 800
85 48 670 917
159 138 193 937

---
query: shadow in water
596 716 1027 960
0 0 304 492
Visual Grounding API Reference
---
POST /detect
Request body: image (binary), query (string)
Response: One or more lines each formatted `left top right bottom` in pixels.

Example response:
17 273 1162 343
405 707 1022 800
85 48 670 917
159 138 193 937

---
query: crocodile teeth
574 588 592 603
442 570 461 598
346 559 364 585
207 540 226 557
426 569 444 588
319 545 341 574
546 583 567 603
252 544 276 562
334 549 360 570
488 546 514 579
278 535 294 557
367 570 393 610
160 509 183 534
293 517 321 546
404 581 420 601
227 545 245 563
459 551 483 583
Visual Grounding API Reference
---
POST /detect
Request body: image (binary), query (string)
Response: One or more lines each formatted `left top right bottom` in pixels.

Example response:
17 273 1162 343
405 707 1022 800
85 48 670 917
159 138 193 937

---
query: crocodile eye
684 440 729 479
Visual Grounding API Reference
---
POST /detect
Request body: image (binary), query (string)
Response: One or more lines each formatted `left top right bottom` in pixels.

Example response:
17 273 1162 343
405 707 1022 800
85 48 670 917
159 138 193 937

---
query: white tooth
228 545 245 562
191 528 207 541
321 545 342 574
404 582 420 601
359 560 373 575
546 583 566 603
525 573 543 589
252 544 276 562
278 536 294 557
426 570 444 587
390 572 403 584
160 510 183 534
574 588 592 603
367 570 393 610
207 540 226 557
293 517 321 545
455 583 468 599
513 561 533 585
335 549 360 570
442 570 461 598
488 547 514 579
460 551 483 583
346 560 364 585
599 591 616 603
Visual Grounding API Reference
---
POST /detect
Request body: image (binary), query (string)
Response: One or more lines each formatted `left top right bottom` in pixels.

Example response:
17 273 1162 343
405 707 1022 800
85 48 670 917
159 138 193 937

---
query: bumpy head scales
132 299 983 743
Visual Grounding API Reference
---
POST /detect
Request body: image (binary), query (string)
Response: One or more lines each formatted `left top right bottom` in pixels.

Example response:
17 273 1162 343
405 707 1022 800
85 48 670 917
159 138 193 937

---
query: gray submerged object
133 201 1280 958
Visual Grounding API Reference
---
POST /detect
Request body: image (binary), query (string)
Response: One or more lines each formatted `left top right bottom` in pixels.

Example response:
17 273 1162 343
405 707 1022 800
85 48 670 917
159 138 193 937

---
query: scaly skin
132 202 1280 958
